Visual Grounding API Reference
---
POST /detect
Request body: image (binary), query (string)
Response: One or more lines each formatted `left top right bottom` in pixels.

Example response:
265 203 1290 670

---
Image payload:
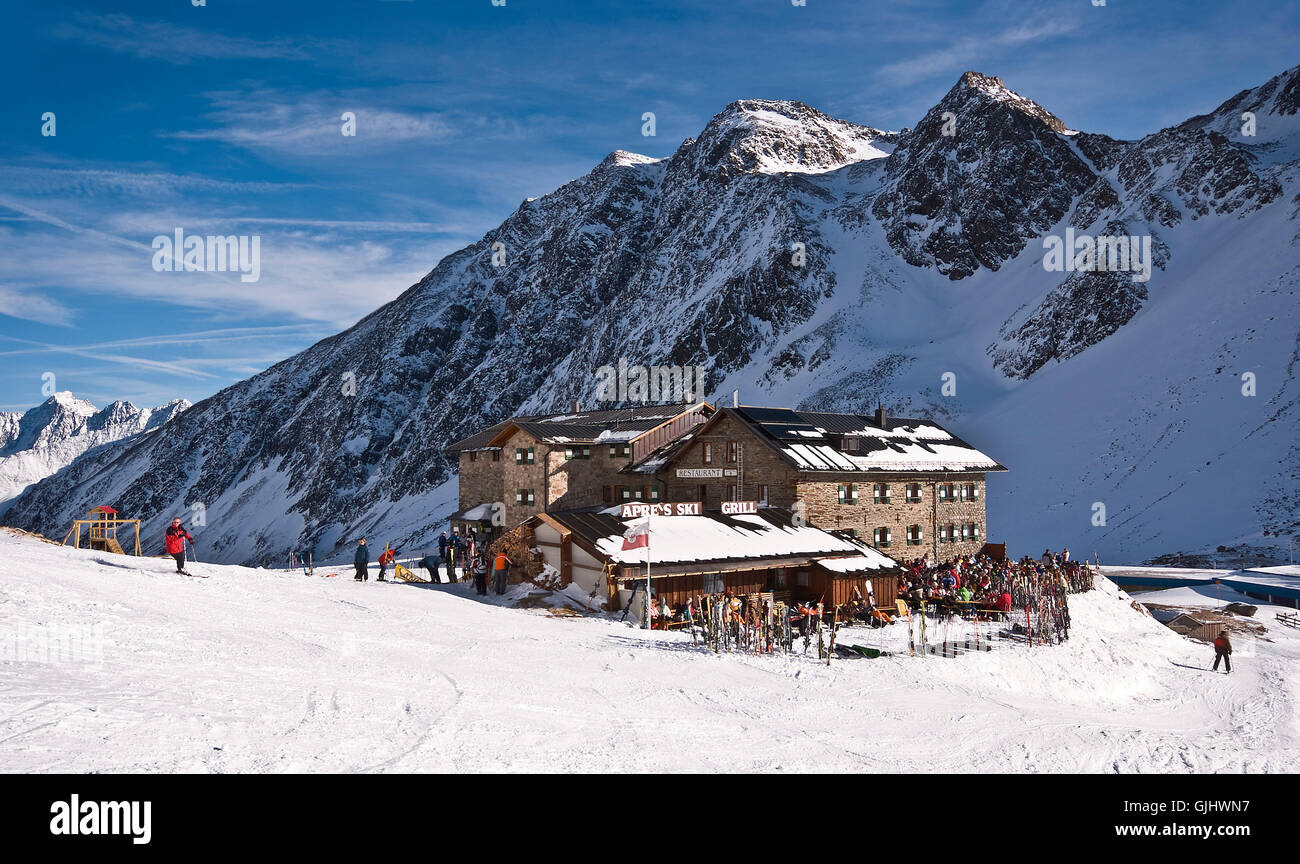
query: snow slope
1 531 1295 773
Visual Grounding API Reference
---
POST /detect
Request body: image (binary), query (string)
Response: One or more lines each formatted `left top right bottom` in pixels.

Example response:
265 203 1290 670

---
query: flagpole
644 512 652 630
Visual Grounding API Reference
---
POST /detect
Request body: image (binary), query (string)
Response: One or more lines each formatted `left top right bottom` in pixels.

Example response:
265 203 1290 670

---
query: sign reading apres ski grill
619 502 701 518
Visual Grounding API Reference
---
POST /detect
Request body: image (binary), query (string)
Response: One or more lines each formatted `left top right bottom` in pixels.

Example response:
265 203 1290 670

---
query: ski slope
1 530 1296 773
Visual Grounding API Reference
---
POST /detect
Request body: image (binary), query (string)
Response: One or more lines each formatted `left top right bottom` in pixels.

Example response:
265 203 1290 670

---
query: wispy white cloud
0 286 77 327
876 17 1081 86
55 12 317 64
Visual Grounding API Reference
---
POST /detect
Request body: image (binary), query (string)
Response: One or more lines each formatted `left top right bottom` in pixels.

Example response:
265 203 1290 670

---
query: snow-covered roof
734 406 1005 474
450 503 496 522
445 403 713 453
540 507 901 571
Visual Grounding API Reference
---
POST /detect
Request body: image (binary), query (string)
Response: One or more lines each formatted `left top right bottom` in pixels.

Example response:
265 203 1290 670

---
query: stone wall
796 474 987 562
654 412 801 506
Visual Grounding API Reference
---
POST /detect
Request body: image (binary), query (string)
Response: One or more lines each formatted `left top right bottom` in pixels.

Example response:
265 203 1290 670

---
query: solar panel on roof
739 406 804 423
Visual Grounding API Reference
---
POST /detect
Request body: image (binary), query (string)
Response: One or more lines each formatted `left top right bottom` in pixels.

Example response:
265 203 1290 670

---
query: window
527 448 535 465
873 527 892 548
492 450 500 462
728 484 737 501
873 483 891 504
772 569 788 589
648 486 660 502
703 573 725 593
970 523 981 540
759 484 769 504
602 485 613 504
703 443 713 465
966 483 980 501
633 487 644 500
728 441 738 463
609 443 631 458
938 523 956 543
938 483 955 502
907 524 923 546
515 447 535 465
618 486 631 502
515 489 535 506
905 483 922 502
960 523 970 540
564 446 590 460
795 571 810 587
469 451 477 462
838 483 859 505
841 436 860 453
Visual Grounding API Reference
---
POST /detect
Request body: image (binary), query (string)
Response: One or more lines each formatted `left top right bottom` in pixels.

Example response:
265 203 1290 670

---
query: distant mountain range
0 392 189 515
4 64 1298 566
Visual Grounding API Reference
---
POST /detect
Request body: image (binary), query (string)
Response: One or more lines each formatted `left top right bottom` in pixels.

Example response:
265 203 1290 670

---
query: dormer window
841 436 861 453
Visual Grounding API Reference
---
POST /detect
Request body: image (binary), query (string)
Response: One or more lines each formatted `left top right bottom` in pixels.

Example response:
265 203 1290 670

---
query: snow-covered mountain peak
949 70 1070 132
0 394 189 513
595 149 660 172
676 98 895 179
44 391 98 418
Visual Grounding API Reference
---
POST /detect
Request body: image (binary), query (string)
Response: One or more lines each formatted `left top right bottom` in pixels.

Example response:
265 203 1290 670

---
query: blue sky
0 0 1295 412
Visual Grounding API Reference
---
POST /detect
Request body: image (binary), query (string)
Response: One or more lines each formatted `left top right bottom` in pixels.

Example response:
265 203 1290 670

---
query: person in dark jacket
164 517 194 574
354 539 369 582
438 532 448 563
1213 629 1233 673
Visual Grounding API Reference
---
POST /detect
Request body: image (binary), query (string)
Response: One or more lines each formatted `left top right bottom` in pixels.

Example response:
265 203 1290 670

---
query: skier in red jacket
164 517 194 575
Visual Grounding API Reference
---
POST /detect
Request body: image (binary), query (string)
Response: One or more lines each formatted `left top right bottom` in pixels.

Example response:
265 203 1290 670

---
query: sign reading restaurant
675 468 738 478
619 502 702 518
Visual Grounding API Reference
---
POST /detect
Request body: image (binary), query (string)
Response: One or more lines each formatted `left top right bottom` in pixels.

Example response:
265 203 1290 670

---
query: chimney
572 400 581 412
732 389 739 408
875 402 887 429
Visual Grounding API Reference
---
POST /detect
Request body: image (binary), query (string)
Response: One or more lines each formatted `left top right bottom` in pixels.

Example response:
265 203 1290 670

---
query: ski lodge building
445 400 1004 615
447 403 1003 552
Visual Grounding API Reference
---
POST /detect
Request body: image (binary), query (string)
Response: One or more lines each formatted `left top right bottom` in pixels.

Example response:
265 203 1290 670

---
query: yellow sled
393 562 428 583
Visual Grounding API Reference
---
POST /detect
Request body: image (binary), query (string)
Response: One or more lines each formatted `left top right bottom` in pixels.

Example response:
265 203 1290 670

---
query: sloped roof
538 506 900 570
728 406 1005 473
444 403 712 453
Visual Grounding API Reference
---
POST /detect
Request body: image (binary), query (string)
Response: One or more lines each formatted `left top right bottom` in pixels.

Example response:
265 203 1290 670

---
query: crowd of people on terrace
895 547 1092 616
645 547 1093 631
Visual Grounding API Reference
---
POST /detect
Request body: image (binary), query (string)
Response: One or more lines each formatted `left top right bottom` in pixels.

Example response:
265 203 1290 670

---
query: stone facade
659 412 801 507
457 427 658 531
795 474 986 562
457 410 994 565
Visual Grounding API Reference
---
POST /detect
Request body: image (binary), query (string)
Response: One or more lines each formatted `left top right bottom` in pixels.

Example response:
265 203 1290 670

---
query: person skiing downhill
1213 629 1233 673
164 517 194 575
354 538 370 582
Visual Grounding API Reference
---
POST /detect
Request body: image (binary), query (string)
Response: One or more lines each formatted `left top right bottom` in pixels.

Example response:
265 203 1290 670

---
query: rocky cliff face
5 65 1298 565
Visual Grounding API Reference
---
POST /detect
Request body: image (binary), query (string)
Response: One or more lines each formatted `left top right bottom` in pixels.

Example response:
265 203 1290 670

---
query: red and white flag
621 517 651 551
